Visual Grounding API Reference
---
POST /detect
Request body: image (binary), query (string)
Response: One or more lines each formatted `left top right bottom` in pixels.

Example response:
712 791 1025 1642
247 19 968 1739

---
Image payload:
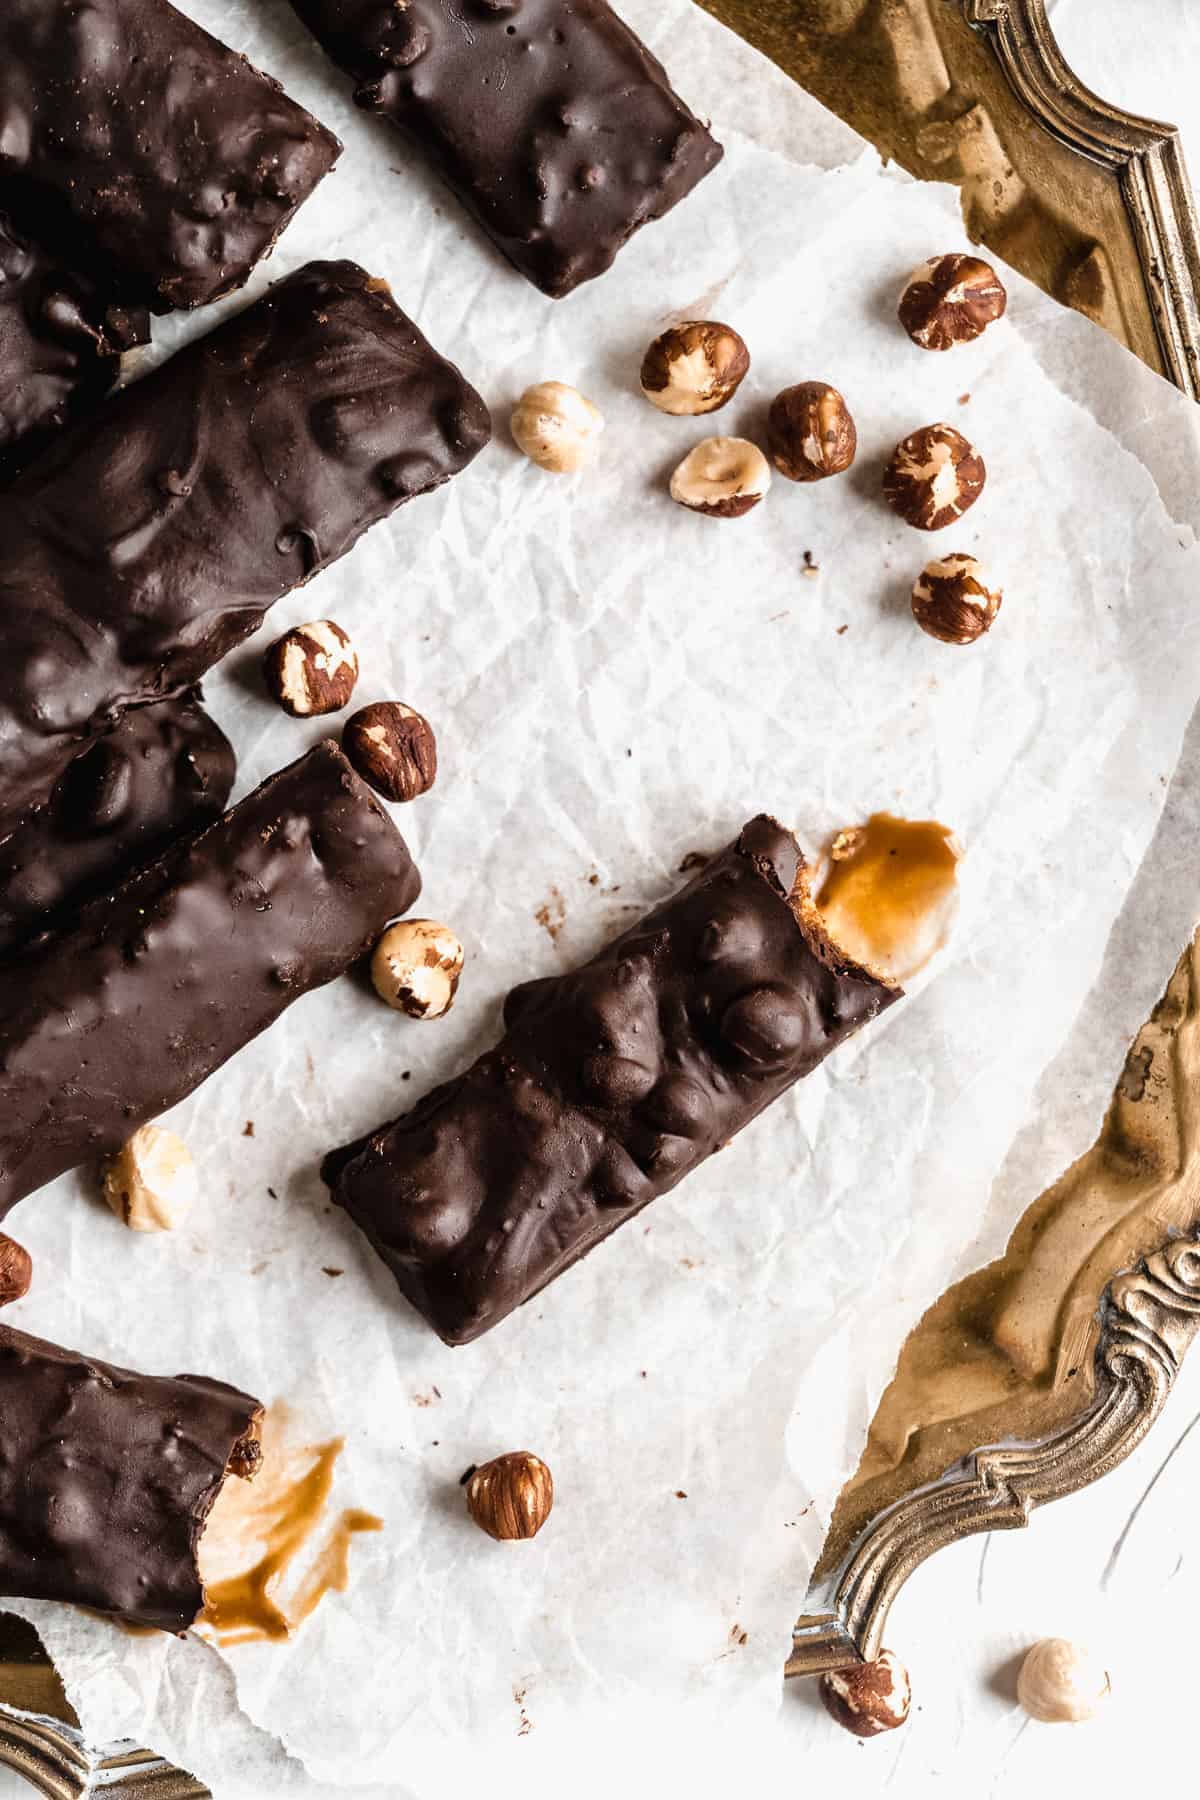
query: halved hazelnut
669 437 770 518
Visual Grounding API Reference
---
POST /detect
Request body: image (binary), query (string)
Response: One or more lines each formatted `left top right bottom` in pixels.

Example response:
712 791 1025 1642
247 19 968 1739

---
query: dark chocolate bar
0 1323 262 1633
288 0 723 297
323 816 902 1344
0 696 234 957
0 0 341 312
0 260 490 837
0 741 420 1222
0 209 148 484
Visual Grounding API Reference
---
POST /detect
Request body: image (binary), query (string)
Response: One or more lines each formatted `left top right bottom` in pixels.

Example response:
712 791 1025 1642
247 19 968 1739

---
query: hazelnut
262 619 358 718
639 320 750 416
911 553 1001 644
819 1649 911 1738
0 1234 32 1306
1017 1638 1111 1723
371 918 464 1019
883 423 985 530
465 1451 554 1541
103 1125 198 1232
511 380 603 473
768 382 857 482
342 702 437 803
669 436 771 518
898 253 1007 350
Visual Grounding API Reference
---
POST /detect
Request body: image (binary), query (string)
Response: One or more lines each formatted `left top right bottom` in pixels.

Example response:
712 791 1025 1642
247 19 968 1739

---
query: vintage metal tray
4 0 1200 1789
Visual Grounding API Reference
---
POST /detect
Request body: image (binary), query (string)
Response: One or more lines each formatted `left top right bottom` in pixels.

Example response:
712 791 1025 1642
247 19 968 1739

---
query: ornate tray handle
789 1237 1200 1676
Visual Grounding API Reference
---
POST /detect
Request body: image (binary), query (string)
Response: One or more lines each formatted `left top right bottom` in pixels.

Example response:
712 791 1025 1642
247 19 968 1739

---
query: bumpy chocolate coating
0 1323 262 1633
0 209 148 484
288 0 723 297
0 742 421 1223
323 816 901 1344
0 695 234 956
0 260 491 839
0 0 341 312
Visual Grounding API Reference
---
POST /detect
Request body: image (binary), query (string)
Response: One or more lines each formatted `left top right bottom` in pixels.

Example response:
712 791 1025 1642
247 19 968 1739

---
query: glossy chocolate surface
0 1323 262 1633
0 695 234 956
289 0 723 296
0 0 340 311
0 742 420 1222
324 816 901 1343
0 259 490 837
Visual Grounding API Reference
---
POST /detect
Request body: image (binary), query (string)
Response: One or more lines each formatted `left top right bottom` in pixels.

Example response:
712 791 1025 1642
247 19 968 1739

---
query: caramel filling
197 1411 381 1647
814 813 961 984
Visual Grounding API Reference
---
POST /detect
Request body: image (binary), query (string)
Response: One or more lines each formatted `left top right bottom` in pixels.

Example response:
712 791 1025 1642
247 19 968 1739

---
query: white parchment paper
6 2 1200 1794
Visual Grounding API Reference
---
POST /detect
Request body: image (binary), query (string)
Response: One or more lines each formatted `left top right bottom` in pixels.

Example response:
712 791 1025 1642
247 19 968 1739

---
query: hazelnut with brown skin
465 1451 554 1541
262 620 358 718
911 553 1001 644
343 702 437 803
898 253 1007 350
883 423 985 530
640 320 750 416
0 1234 32 1306
819 1649 911 1738
768 382 857 482
669 437 771 518
371 918 464 1019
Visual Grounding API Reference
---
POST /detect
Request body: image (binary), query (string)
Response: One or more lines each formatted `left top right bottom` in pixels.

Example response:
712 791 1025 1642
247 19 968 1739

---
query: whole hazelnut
883 423 985 530
898 253 1007 350
669 436 771 518
1017 1638 1111 1723
465 1451 554 1541
103 1125 198 1232
768 382 857 482
911 553 1001 644
343 702 437 803
0 1234 32 1306
511 380 604 473
371 918 464 1019
262 619 358 718
819 1649 911 1738
639 320 750 416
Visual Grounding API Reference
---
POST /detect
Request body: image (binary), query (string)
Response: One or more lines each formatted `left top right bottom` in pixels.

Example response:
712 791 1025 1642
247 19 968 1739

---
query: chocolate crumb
836 624 848 636
958 392 971 404
267 1186 278 1199
588 872 600 886
802 549 820 579
535 887 566 944
401 1070 412 1081
322 1266 344 1278
243 1121 255 1137
675 1489 688 1499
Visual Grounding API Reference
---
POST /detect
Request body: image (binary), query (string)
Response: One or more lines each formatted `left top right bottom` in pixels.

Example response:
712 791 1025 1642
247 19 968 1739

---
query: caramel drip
815 813 961 984
198 1425 382 1647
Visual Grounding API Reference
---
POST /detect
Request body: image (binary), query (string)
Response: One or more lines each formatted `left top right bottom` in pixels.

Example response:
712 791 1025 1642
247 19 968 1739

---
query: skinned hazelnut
768 382 857 482
819 1649 911 1738
899 253 1007 350
262 619 358 718
883 423 985 530
669 436 770 518
465 1451 554 1541
0 1234 32 1306
911 553 1001 644
1017 1638 1111 1723
103 1125 198 1232
343 702 437 803
511 380 604 473
371 918 464 1019
639 320 750 416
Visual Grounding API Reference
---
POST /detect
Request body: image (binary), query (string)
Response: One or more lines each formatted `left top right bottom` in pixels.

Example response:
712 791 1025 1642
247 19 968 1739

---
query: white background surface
6 1 1200 1794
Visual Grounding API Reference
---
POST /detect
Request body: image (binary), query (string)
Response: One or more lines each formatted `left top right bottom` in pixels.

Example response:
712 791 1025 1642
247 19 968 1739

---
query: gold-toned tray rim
5 0 1200 1789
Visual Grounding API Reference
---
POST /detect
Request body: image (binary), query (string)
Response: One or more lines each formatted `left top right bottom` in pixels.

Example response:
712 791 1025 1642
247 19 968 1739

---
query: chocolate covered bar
0 260 490 837
288 0 723 297
0 209 148 484
0 0 340 312
0 696 234 957
323 816 902 1344
0 1323 262 1633
0 741 420 1222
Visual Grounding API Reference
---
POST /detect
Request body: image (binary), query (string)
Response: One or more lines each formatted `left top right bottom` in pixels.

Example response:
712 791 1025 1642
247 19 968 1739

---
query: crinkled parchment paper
5 1 1200 1794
